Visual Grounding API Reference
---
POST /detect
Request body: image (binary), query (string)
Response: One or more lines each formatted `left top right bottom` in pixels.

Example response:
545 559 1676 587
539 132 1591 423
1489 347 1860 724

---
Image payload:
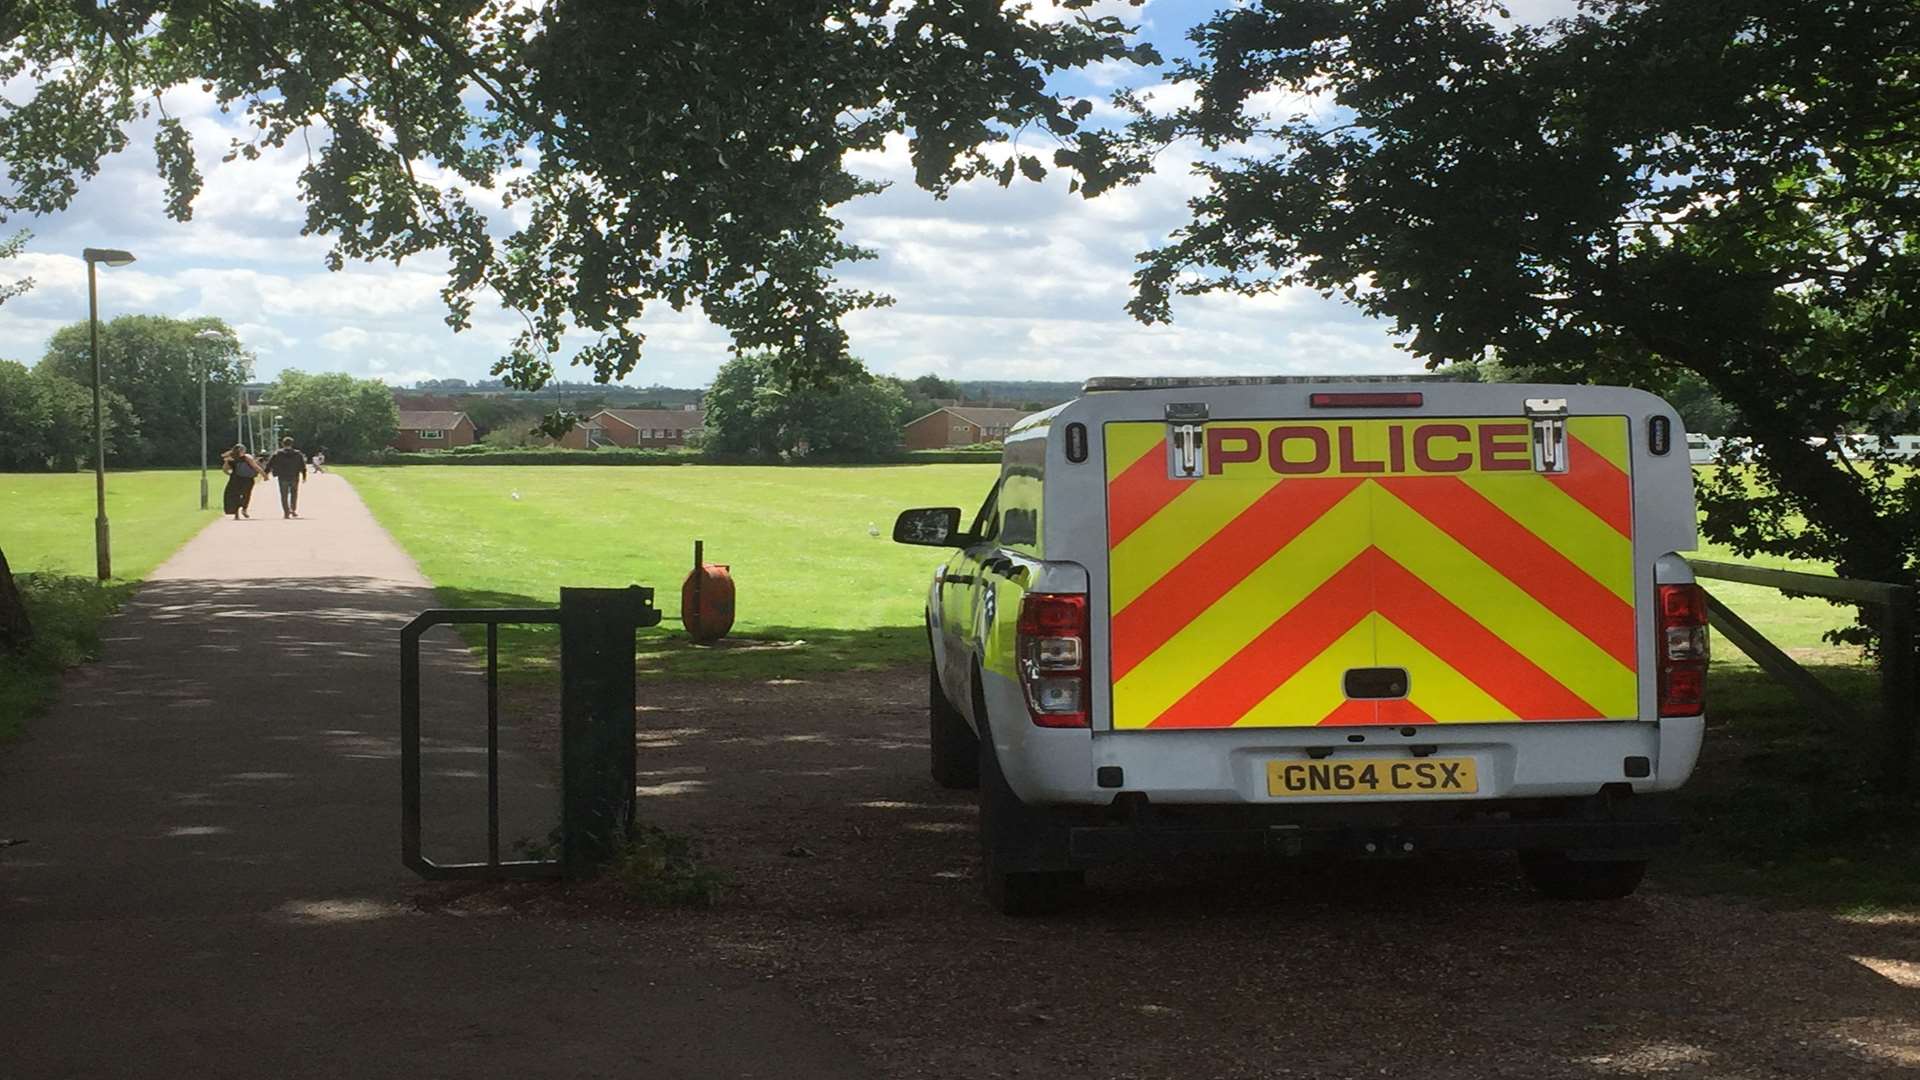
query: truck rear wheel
1519 851 1648 900
929 661 979 789
974 669 1082 915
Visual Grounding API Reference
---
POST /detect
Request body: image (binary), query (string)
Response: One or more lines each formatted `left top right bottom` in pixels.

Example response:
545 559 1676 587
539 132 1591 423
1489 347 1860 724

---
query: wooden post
691 539 703 634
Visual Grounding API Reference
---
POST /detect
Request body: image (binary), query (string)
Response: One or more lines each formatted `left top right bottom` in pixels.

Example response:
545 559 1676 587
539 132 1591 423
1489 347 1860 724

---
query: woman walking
221 444 263 519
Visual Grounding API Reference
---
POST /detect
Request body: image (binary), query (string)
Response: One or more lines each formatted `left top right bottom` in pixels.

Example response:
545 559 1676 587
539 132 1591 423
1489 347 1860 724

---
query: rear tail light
1017 593 1089 728
1658 583 1709 717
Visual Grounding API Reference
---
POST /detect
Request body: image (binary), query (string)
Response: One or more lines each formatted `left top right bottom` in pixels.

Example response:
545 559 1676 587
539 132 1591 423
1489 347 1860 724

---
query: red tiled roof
396 411 468 430
906 406 1032 428
594 408 705 431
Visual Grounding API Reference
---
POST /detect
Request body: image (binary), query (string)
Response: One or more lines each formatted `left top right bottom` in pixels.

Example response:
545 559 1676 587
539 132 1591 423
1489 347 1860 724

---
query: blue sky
0 1 1571 388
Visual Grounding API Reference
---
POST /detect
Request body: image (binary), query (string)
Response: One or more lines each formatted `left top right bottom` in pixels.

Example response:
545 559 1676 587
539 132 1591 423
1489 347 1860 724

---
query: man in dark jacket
265 436 308 519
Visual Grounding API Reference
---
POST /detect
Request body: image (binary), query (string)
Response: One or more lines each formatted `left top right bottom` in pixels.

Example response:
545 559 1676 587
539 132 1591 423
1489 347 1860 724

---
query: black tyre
973 669 1082 915
1519 851 1648 900
929 661 979 789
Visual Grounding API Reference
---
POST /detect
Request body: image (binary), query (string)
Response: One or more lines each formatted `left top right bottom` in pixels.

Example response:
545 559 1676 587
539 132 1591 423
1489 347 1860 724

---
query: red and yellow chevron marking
1104 418 1638 730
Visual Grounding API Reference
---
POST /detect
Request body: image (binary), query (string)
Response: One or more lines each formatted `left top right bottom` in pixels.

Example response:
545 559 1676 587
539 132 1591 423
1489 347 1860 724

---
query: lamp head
82 247 136 267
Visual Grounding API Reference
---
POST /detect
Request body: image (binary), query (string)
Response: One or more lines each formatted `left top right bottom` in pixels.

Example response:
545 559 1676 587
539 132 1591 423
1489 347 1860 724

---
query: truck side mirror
893 507 965 547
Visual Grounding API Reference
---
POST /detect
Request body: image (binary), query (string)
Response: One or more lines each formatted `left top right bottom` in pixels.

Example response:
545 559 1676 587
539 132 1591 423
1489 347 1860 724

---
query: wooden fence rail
1688 559 1917 789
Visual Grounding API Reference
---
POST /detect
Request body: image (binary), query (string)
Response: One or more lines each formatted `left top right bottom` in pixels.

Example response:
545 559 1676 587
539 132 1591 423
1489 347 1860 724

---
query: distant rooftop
395 410 467 430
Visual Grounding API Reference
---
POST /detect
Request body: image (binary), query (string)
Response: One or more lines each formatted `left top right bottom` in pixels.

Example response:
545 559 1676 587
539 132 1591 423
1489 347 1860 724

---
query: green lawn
344 463 1872 678
1 470 218 738
1 470 219 580
344 464 998 680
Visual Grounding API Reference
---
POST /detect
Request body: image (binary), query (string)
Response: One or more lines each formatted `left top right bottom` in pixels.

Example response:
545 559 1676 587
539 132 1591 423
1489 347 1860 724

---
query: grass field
0 470 218 737
1691 539 1868 666
1 470 219 580
345 464 999 680
1688 463 1912 665
346 463 1873 678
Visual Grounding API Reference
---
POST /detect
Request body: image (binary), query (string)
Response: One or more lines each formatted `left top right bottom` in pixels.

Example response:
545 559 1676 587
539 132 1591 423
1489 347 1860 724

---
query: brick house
390 410 476 451
554 407 705 449
902 406 1032 450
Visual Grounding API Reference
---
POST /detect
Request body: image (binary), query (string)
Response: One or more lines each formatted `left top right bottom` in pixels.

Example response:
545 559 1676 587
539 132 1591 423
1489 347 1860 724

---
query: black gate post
559 586 661 873
1881 585 1917 790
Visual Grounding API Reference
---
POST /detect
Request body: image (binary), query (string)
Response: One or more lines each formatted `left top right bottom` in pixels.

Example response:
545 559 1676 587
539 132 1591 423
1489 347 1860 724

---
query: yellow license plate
1267 757 1478 798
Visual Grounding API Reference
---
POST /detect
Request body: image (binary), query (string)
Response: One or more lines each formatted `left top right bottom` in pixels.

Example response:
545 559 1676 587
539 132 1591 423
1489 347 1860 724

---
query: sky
0 0 1573 390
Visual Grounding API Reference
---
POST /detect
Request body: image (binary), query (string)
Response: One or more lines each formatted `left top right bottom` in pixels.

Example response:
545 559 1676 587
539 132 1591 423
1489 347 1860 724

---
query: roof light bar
1310 392 1425 408
1083 374 1438 393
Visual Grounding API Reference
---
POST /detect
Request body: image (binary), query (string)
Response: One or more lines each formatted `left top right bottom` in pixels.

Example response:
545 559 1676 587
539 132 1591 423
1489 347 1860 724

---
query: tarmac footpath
0 471 868 1080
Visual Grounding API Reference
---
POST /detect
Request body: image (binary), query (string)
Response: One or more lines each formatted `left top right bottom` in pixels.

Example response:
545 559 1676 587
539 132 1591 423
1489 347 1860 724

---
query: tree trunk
0 544 32 654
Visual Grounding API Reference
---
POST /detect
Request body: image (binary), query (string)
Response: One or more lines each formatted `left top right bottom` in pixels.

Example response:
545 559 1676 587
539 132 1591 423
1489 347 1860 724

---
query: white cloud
5 252 190 309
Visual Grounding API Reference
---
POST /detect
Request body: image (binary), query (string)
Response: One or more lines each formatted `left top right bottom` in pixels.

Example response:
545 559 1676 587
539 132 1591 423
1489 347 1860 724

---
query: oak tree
703 351 909 459
37 315 246 467
1 1 1153 388
265 370 403 461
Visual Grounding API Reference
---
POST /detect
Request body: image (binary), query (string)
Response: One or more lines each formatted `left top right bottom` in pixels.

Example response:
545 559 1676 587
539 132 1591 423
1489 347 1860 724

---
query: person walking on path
265 436 308 519
219 443 264 519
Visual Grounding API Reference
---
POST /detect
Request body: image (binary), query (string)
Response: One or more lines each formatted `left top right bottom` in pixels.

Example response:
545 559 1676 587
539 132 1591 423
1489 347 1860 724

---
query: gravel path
498 668 1920 1080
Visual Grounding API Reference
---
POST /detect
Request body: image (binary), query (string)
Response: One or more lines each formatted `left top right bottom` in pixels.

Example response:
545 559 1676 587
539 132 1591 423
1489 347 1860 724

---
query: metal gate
400 586 662 879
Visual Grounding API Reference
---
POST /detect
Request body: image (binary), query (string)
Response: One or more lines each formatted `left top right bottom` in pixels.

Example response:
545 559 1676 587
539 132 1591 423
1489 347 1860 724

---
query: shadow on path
0 480 869 1079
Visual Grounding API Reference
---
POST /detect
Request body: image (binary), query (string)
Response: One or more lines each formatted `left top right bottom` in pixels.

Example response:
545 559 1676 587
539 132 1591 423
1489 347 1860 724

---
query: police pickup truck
894 377 1707 914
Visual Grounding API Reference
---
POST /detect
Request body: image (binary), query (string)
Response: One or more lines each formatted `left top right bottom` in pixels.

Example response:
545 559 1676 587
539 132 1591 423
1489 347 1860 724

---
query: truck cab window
968 482 1001 544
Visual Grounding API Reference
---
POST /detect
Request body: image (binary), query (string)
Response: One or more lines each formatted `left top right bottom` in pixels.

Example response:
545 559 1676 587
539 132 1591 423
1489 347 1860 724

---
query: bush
0 574 134 740
480 423 545 449
604 823 732 907
373 447 696 466
904 449 1001 464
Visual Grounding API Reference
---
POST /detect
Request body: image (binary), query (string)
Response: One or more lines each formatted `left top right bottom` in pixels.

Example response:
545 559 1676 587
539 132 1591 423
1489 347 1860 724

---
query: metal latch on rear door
1165 402 1209 479
1525 398 1569 474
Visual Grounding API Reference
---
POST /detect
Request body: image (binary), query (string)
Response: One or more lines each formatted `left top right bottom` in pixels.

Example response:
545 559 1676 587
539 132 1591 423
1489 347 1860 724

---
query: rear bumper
982 664 1706 805
993 790 1680 872
1067 815 1678 865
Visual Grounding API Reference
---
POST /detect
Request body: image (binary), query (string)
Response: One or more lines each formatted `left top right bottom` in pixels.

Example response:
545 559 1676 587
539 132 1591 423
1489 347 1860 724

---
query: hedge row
368 447 1002 466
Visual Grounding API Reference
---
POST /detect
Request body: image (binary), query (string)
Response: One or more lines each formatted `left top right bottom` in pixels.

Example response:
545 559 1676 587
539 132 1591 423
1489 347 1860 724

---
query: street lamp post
193 329 238 511
83 247 136 581
201 363 208 509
